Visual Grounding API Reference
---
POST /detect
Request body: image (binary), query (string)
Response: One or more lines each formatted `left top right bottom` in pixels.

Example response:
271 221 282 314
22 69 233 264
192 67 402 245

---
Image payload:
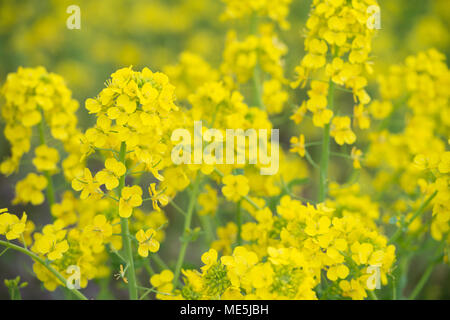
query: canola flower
0 0 448 302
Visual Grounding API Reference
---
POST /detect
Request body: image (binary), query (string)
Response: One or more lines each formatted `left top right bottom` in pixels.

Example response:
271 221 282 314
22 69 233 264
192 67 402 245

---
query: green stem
243 195 262 210
199 215 214 245
318 79 335 202
0 240 87 300
388 191 438 245
117 142 138 300
392 276 397 300
173 175 202 288
409 264 434 300
396 254 411 299
168 199 187 216
138 286 157 300
252 64 264 109
330 151 352 159
305 141 322 147
368 290 378 300
305 150 320 169
0 247 9 257
408 240 446 300
38 115 55 208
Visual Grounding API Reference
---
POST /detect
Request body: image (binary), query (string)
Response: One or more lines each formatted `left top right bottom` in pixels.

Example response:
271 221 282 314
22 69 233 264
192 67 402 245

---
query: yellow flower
290 103 307 124
150 269 175 299
136 228 160 257
312 108 333 127
327 264 349 281
221 246 258 284
211 222 237 255
289 134 306 157
0 209 27 240
150 269 174 288
200 248 218 272
351 147 363 169
303 39 328 69
119 185 143 218
148 183 169 211
262 79 288 114
85 98 102 114
198 185 218 216
249 263 274 289
331 116 356 145
116 94 137 114
351 242 374 265
222 175 249 202
222 287 244 300
32 145 59 172
13 173 48 205
72 168 102 200
95 158 126 190
353 104 370 130
83 215 113 249
34 232 69 261
339 279 367 300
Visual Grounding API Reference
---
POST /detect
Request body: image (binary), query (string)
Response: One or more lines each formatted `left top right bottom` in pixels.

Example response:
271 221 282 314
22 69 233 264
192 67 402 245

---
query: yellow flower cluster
33 145 60 173
174 195 395 300
0 66 80 176
189 81 271 131
179 79 276 179
72 67 182 215
366 49 449 245
221 0 292 29
414 152 450 241
81 66 178 178
222 26 287 84
164 52 219 101
291 0 378 146
29 198 119 290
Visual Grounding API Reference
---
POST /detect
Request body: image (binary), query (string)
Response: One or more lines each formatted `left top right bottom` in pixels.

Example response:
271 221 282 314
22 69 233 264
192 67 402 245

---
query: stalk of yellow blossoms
72 66 179 299
291 0 378 201
1 66 81 208
221 2 289 113
363 50 450 297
